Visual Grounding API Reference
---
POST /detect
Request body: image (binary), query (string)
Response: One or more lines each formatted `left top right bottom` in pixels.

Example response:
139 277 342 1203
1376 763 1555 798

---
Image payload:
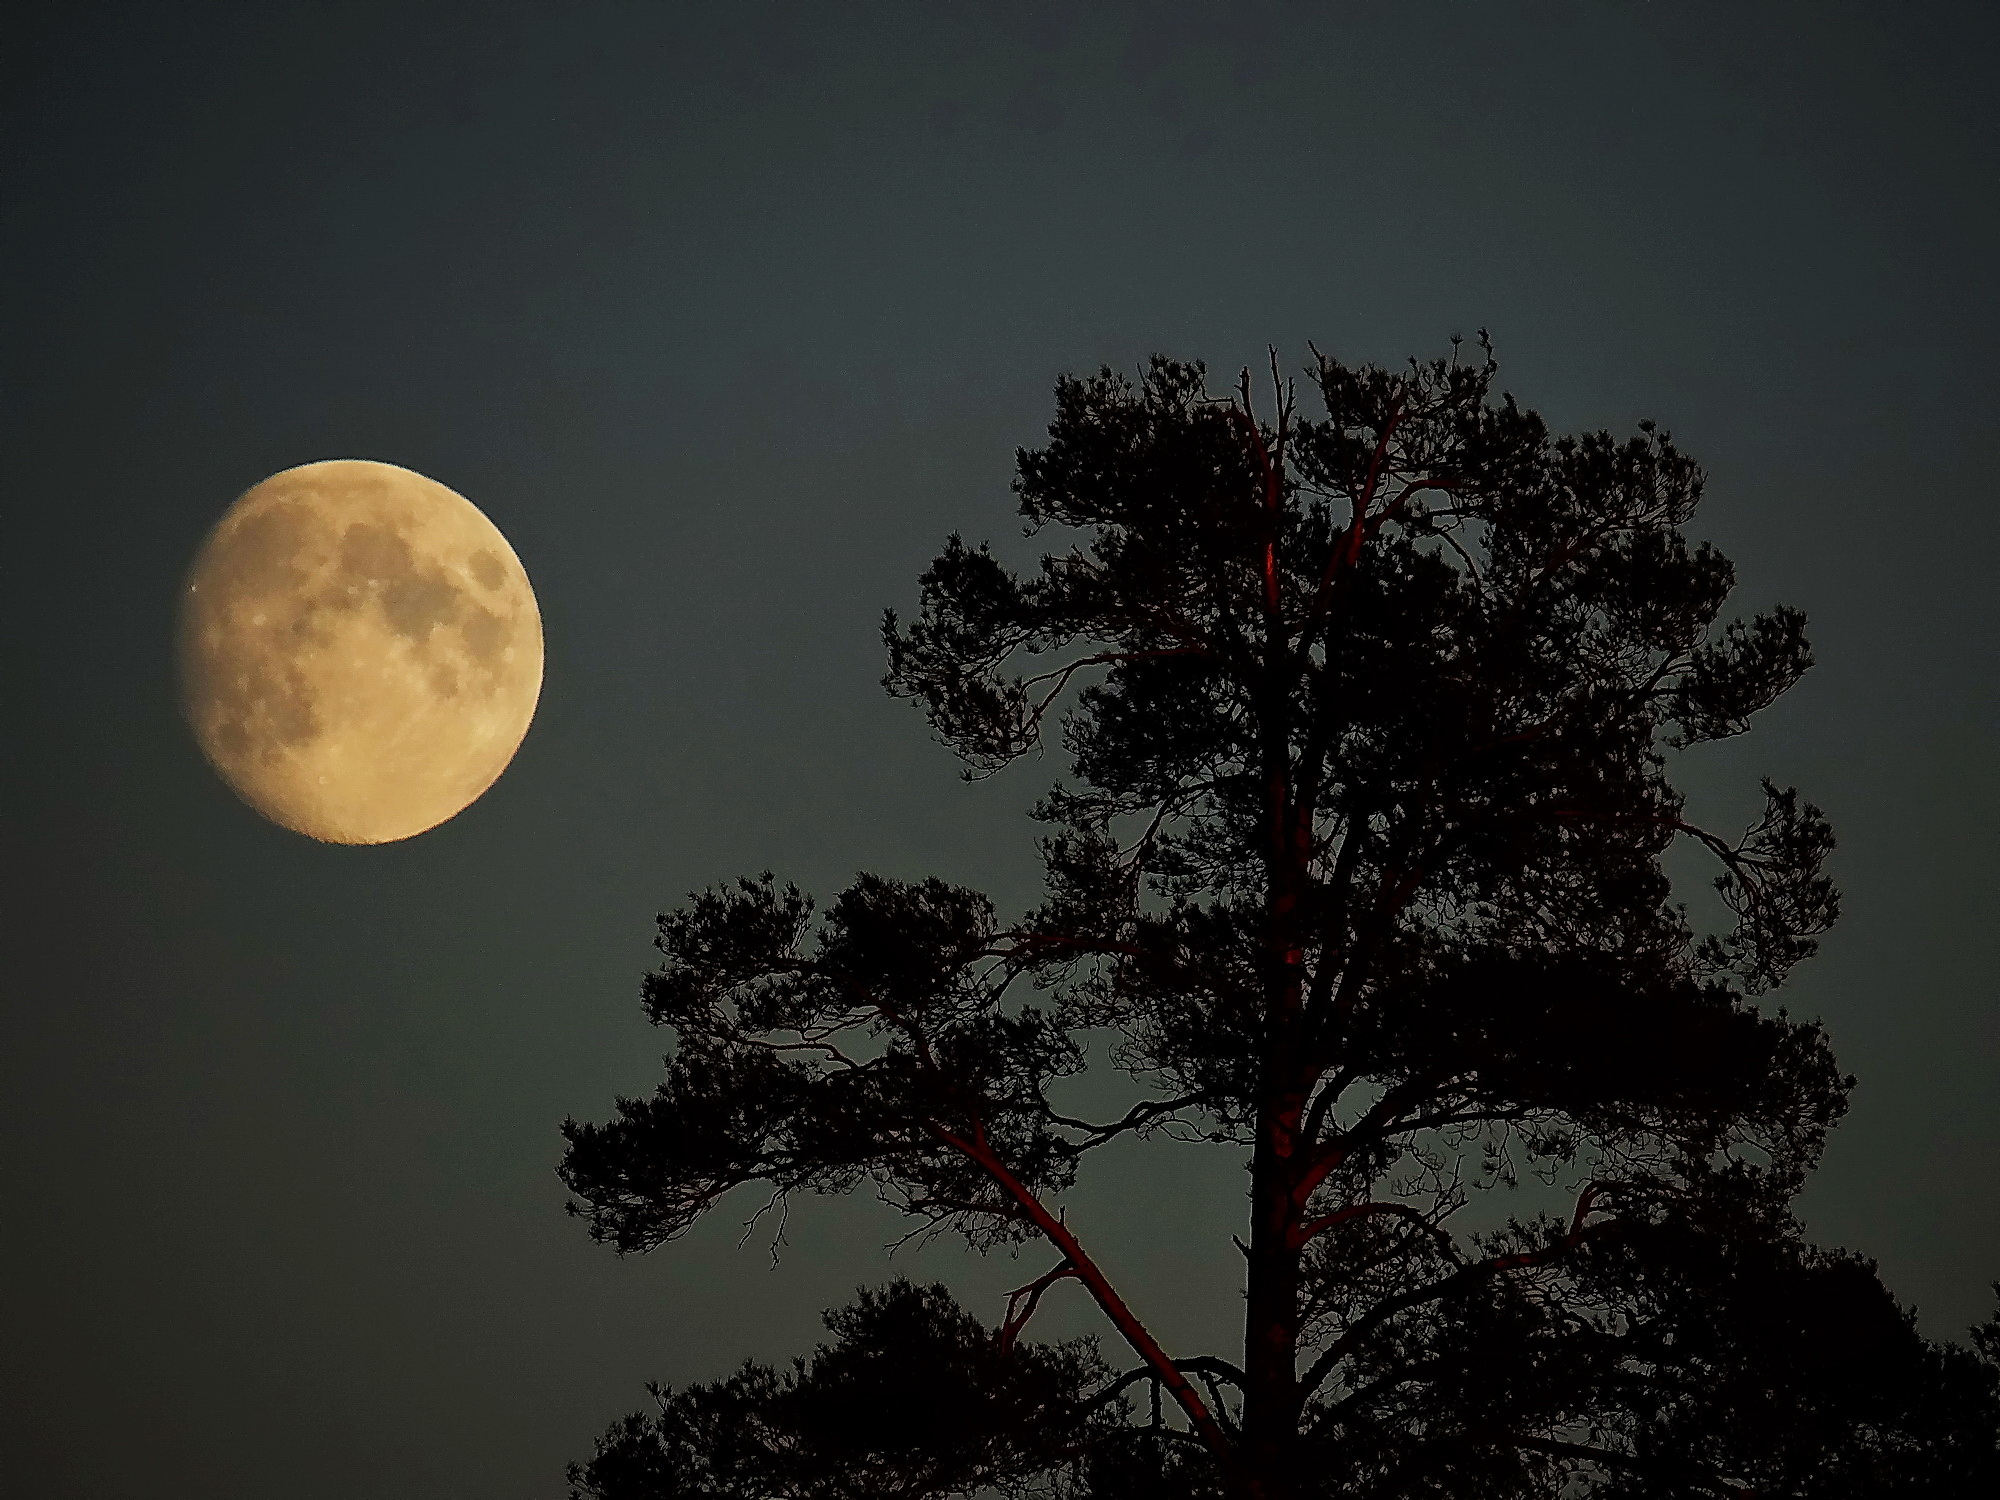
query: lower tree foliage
571 1281 1124 1499
561 343 2000 1497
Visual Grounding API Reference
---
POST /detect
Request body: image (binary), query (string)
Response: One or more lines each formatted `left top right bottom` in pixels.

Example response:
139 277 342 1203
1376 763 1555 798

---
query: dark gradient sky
6 4 1997 1496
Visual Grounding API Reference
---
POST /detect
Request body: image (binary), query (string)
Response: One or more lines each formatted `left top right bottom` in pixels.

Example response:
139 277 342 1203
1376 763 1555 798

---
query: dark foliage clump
562 342 2000 1498
570 1280 1126 1499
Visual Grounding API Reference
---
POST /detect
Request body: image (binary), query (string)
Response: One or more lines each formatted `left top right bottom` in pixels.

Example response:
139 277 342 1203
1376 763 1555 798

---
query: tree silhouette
560 343 2000 1498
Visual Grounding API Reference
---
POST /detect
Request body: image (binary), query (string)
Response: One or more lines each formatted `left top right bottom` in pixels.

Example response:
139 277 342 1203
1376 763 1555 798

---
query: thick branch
925 1122 1235 1460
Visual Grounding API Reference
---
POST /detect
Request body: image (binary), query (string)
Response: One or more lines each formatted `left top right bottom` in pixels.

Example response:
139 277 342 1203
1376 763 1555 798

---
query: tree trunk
1244 625 1309 1497
1242 1090 1305 1500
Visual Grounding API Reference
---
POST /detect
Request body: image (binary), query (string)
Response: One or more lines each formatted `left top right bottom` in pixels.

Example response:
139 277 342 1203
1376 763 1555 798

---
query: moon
177 459 543 844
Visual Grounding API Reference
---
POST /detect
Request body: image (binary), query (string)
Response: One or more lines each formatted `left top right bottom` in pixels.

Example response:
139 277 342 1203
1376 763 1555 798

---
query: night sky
7 4 1998 1496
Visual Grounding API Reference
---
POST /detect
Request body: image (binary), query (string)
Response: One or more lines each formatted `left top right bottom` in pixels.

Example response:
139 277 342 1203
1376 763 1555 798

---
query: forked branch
998 1260 1079 1354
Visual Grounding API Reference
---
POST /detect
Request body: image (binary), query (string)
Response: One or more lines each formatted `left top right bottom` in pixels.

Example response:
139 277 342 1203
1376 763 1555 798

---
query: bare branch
997 1259 1079 1354
1041 1092 1208 1145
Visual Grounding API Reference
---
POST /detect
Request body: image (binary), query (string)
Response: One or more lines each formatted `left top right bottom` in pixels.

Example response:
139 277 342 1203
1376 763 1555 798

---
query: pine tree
560 342 2000 1498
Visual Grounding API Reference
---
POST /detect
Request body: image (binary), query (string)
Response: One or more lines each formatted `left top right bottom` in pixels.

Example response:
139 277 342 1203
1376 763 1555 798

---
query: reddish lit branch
926 1120 1235 1460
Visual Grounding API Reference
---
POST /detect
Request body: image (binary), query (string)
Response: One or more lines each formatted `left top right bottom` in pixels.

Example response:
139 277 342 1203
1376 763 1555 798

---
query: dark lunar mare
560 345 2000 1498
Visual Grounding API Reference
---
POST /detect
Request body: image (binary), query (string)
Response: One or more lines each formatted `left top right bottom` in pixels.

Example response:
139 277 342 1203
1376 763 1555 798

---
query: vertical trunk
1245 428 1308 1499
1244 763 1309 1498
1242 1091 1306 1500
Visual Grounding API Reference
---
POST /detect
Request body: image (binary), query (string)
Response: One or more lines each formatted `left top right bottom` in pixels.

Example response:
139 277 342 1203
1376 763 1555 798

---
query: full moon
177 459 544 844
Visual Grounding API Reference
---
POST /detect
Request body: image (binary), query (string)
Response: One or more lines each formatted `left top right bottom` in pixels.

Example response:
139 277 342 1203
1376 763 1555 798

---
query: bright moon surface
177 459 544 844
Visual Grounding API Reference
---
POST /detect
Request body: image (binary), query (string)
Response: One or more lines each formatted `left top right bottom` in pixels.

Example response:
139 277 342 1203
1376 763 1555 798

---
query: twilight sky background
5 4 1998 1496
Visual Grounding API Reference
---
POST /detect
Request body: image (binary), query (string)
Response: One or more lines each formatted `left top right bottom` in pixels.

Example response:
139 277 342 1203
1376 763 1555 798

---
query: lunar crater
469 550 506 590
